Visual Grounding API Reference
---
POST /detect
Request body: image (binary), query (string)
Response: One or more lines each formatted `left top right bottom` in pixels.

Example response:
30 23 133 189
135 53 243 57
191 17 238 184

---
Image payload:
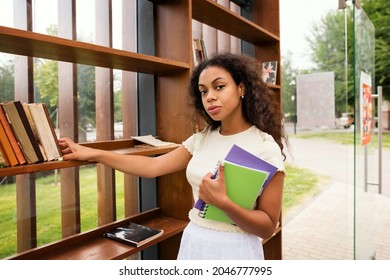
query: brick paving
282 137 390 260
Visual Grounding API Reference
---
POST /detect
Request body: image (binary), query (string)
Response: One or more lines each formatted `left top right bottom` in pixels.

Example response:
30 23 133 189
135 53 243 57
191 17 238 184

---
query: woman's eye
216 85 225 90
199 89 207 95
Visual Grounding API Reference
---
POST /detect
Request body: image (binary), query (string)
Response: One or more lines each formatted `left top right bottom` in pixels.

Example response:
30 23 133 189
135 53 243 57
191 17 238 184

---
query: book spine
0 121 19 166
0 139 10 167
0 106 26 164
200 38 208 60
41 103 61 158
22 103 47 161
14 101 44 163
0 149 7 167
194 198 204 210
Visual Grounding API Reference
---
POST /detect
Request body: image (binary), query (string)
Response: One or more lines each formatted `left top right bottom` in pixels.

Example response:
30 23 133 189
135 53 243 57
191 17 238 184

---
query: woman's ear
238 83 245 95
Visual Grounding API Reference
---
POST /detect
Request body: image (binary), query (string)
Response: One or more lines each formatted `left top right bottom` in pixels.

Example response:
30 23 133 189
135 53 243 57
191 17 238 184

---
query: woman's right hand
58 137 98 161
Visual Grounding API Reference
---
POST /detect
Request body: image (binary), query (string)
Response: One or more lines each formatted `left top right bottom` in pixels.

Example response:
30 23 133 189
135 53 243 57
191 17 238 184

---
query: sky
1 0 342 70
280 0 342 69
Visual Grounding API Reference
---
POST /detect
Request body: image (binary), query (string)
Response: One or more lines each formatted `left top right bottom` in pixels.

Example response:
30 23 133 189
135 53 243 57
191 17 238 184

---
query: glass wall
353 5 376 260
281 1 383 260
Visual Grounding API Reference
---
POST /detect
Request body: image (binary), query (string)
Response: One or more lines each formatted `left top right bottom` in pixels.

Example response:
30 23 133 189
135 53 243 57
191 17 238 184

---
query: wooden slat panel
155 1 193 222
58 0 80 238
16 175 37 252
95 0 116 225
217 0 231 52
254 0 280 37
60 168 80 237
0 26 189 75
263 229 282 260
14 0 36 253
122 0 139 217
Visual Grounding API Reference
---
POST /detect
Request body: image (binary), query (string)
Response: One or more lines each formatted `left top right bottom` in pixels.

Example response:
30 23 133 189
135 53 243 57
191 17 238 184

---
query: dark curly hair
189 52 287 160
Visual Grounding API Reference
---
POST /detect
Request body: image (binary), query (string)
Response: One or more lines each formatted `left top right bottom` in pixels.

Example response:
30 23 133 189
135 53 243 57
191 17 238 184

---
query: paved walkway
282 137 390 260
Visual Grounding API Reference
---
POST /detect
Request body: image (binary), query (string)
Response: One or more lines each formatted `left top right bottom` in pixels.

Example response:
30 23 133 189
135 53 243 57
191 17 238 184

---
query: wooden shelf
0 139 180 177
0 26 189 75
8 208 188 260
192 0 279 44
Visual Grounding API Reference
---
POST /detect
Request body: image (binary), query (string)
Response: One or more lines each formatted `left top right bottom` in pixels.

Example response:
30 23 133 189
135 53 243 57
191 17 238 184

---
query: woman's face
198 66 244 123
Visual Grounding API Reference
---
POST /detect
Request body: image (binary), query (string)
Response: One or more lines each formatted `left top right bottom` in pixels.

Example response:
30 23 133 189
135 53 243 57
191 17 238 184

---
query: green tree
34 24 59 123
307 9 355 116
281 52 313 122
34 59 58 112
77 64 96 128
361 0 390 100
306 0 390 112
0 60 14 101
281 52 297 120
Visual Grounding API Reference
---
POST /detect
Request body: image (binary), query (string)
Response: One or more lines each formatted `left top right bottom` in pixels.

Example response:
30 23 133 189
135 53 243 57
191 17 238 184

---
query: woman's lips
207 105 221 115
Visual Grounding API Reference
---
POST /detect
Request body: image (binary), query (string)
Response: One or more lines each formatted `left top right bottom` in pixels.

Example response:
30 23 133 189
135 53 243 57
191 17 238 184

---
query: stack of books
194 144 278 224
192 38 208 66
0 101 62 167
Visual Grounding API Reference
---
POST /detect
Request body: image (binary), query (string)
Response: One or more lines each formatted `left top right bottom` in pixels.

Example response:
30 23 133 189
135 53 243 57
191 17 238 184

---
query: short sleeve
182 134 195 155
260 134 286 174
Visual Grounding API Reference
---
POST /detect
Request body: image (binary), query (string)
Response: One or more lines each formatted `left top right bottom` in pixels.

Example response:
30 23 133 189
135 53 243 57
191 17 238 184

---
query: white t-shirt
182 125 285 233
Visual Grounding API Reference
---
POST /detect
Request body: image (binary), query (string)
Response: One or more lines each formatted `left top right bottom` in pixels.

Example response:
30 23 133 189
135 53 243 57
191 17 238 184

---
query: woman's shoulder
249 126 277 143
182 126 218 153
246 126 284 167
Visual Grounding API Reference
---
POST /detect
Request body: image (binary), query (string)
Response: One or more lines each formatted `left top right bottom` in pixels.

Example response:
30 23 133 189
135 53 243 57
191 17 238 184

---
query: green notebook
199 160 269 224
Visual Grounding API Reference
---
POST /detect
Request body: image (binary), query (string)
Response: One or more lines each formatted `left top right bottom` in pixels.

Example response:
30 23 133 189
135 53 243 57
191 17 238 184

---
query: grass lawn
0 162 322 259
292 130 390 149
282 163 326 218
0 166 125 259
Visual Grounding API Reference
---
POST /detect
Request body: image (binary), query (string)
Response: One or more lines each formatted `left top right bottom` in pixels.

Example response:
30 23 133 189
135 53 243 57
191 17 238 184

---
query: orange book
0 106 26 165
0 120 19 166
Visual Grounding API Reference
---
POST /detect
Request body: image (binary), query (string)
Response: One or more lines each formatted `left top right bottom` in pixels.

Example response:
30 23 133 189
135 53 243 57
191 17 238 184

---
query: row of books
0 101 62 167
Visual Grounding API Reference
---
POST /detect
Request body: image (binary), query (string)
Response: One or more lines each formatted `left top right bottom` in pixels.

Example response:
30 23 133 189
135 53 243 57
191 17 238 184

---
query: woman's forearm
89 149 160 177
59 137 191 178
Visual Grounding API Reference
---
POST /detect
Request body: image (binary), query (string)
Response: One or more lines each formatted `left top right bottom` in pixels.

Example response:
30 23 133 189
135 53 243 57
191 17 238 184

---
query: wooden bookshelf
0 26 189 75
1 0 282 260
8 208 188 260
0 139 180 177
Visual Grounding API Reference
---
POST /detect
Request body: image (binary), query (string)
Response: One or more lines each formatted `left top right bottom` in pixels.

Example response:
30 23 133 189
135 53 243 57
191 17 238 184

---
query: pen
211 160 224 179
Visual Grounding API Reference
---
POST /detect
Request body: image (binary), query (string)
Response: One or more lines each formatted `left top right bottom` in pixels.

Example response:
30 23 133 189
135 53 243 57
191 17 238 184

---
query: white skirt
177 222 264 260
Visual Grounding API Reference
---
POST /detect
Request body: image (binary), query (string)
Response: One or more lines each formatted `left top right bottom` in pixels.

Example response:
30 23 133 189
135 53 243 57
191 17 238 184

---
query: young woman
59 52 287 260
